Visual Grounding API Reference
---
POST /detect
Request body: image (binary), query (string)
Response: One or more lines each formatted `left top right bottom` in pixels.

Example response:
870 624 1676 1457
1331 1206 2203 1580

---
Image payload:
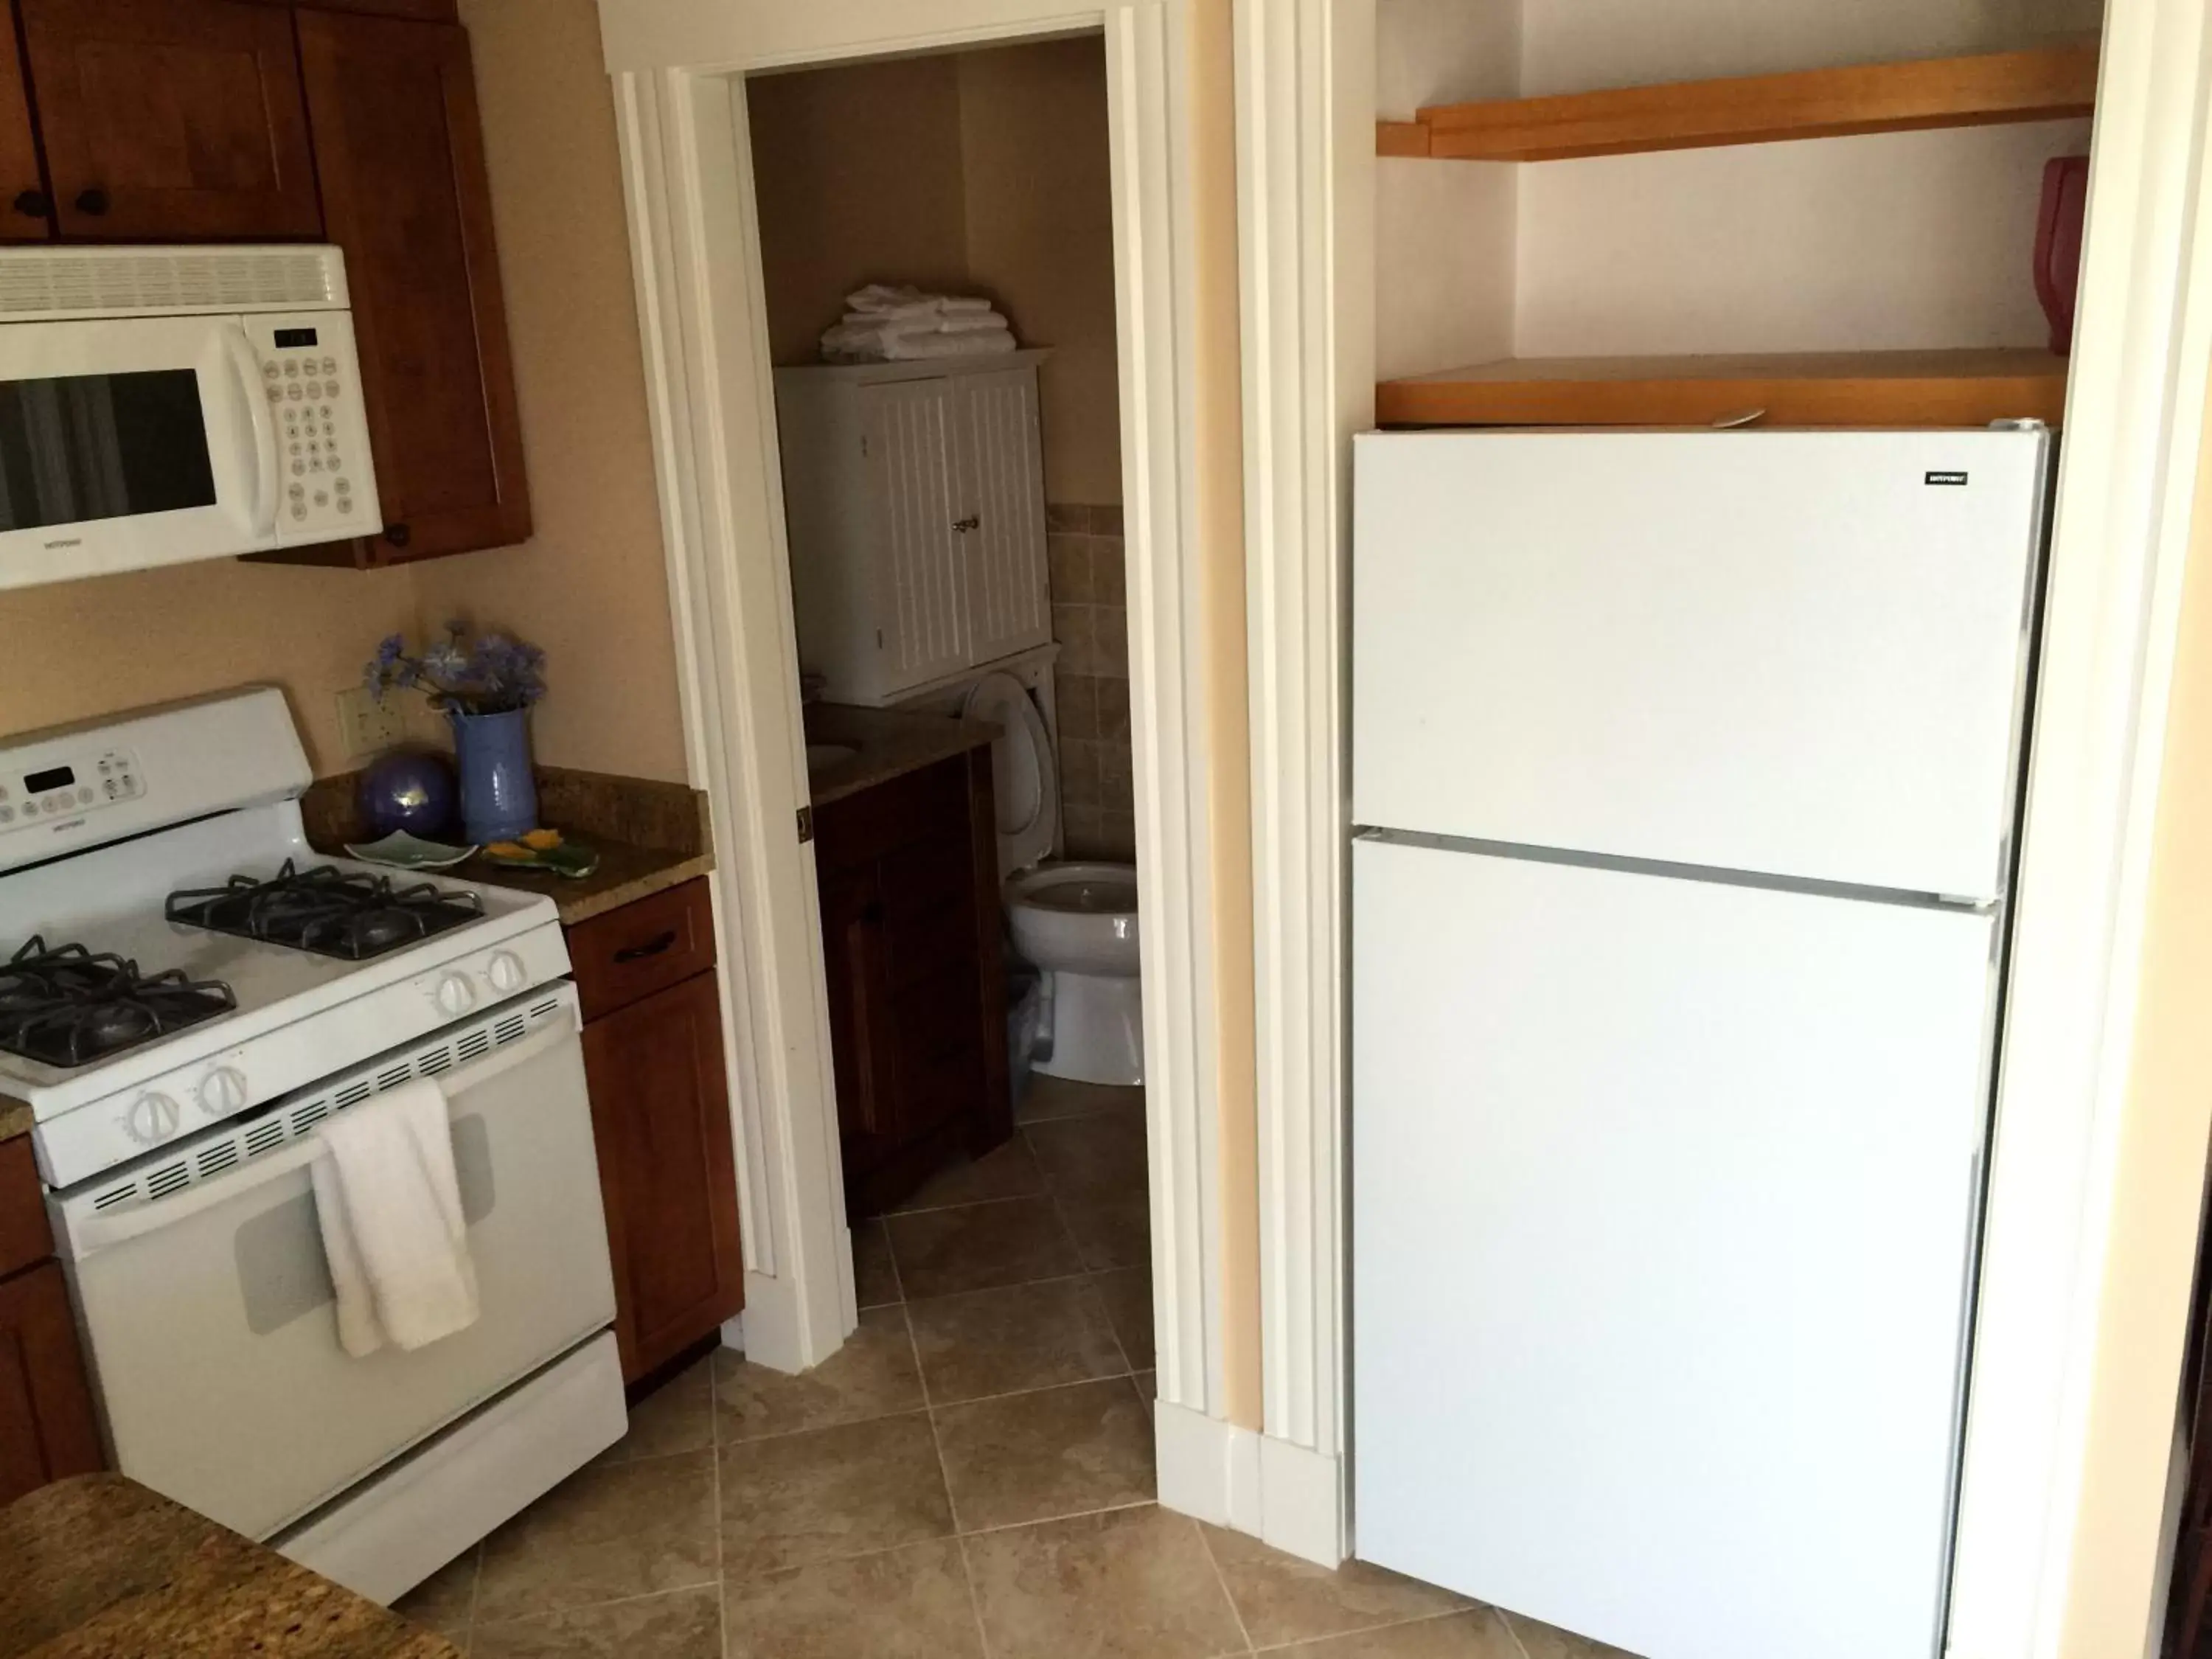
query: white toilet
961 671 1144 1087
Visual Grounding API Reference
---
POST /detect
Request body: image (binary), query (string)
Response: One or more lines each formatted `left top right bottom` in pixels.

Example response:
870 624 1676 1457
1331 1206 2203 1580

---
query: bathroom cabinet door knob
12 189 49 218
74 187 109 216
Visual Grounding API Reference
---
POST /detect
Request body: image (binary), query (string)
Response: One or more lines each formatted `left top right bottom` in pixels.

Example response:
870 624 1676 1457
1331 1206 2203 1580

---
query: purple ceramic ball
359 750 457 838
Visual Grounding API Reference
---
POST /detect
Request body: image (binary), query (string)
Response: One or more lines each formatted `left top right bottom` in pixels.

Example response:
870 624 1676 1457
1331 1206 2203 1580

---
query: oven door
54 989 616 1542
0 312 278 591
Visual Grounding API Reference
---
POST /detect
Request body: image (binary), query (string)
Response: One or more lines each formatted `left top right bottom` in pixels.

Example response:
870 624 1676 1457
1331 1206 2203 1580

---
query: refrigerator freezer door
1352 838 1994 1659
1352 428 2045 900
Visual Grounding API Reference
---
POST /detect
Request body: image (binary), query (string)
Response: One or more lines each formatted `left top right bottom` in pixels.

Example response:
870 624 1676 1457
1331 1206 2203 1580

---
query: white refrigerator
1349 428 2049 1659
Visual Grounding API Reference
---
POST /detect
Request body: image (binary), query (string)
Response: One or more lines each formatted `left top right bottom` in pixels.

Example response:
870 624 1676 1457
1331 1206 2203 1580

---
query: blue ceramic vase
449 708 537 845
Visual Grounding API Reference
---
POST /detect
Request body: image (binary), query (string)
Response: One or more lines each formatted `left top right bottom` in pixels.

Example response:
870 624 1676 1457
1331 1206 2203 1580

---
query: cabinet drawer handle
612 928 679 964
12 189 49 218
950 515 980 534
74 187 109 216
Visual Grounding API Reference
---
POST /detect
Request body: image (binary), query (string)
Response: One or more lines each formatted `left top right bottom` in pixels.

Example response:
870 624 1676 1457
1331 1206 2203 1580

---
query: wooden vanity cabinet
814 751 1012 1217
571 880 745 1383
0 1138 102 1506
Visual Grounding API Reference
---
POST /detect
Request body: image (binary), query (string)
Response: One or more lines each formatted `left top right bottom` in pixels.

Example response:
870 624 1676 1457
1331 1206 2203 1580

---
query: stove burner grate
0 936 237 1068
164 859 485 961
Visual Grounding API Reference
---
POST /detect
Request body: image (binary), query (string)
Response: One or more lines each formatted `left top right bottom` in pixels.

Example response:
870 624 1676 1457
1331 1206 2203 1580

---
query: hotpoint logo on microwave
41 538 82 549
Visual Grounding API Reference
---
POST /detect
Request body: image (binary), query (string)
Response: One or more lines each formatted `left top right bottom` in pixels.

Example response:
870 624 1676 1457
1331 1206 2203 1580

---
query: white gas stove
0 688 625 1604
0 689 571 1188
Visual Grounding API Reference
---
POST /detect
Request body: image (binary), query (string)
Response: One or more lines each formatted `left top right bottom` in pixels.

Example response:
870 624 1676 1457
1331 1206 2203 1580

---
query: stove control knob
434 973 477 1018
484 950 526 995
125 1093 181 1145
198 1066 248 1118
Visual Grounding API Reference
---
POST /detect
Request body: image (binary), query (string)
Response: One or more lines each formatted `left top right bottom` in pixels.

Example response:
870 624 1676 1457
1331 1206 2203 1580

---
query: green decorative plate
345 831 480 871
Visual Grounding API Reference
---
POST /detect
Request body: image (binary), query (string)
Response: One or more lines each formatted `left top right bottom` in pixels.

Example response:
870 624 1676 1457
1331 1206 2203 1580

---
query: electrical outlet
336 686 407 757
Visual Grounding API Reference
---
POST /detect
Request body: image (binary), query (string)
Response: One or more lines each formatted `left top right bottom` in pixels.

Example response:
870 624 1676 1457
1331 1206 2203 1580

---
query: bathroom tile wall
1047 504 1134 863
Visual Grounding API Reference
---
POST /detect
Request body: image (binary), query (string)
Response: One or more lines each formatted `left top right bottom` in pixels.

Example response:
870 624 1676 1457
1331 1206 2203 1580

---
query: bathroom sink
806 742 858 774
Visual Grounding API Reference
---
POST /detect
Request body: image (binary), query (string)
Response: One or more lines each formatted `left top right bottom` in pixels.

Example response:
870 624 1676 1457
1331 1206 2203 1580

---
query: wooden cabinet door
18 0 321 240
860 378 971 693
581 973 745 1383
953 368 1053 665
0 1263 102 1506
819 860 898 1150
295 10 530 564
0 29 49 243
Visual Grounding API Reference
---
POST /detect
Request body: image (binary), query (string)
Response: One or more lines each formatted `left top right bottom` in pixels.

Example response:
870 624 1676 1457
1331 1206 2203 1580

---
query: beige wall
958 38 1121 507
0 0 688 787
421 0 689 785
2056 386 2212 1655
748 55 971 369
0 559 417 775
747 36 1121 506
1189 0 1263 1433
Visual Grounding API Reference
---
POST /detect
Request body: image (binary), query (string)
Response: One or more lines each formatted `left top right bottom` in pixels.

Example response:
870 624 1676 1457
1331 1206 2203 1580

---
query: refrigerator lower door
1352 838 1996 1659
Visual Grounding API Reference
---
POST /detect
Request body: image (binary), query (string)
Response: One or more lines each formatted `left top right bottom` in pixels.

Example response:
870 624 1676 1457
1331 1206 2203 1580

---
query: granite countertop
805 703 1000 810
0 1474 456 1658
1 1096 29 1145
304 765 714 931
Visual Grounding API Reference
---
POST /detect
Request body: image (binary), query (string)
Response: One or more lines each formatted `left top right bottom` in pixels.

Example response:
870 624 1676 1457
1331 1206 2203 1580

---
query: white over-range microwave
0 244 381 591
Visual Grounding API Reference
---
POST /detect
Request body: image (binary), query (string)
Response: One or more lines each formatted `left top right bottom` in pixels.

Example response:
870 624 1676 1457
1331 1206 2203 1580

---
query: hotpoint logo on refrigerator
1924 471 1970 486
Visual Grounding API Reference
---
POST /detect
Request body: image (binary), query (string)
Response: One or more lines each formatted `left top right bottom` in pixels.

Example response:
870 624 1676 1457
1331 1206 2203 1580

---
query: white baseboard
1258 1434 1344 1566
1155 1400 1343 1565
737 1270 799 1371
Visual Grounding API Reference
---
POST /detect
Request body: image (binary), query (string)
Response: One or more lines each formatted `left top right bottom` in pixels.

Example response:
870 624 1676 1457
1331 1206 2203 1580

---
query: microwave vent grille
0 248 341 320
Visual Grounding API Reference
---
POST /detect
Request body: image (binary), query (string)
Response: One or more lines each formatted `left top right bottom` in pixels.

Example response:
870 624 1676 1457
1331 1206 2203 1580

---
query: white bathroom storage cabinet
775 350 1054 706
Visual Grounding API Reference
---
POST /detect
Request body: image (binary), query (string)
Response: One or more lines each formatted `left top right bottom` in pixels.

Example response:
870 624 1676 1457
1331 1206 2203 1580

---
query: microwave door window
0 369 217 532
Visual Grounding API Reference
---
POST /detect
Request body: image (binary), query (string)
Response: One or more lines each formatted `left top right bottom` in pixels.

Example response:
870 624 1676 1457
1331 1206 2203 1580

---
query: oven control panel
0 747 141 835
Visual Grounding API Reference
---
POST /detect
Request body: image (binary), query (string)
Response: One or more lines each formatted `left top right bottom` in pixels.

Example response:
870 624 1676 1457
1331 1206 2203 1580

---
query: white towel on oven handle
309 1077 481 1357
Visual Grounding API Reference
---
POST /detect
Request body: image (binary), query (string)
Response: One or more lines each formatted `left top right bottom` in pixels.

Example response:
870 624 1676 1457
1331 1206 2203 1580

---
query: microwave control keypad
252 313 375 540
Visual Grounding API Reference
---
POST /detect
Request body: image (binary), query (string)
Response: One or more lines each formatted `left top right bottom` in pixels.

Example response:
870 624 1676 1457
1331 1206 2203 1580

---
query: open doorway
740 29 1157 1428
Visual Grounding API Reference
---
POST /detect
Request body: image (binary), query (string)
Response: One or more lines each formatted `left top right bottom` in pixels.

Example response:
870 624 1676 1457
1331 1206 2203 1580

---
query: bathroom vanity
806 706 1011 1217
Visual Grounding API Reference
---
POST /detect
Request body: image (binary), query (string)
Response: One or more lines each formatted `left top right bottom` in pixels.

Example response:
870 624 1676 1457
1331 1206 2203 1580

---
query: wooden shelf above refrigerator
1374 349 2069 429
1382 43 2098 163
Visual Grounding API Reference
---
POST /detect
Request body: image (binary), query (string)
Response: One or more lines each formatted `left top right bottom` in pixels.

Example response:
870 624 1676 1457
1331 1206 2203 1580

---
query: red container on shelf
2034 155 2091 356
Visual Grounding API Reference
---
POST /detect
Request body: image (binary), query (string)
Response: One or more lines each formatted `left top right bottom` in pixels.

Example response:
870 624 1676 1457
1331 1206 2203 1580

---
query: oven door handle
225 324 280 540
70 1008 579 1259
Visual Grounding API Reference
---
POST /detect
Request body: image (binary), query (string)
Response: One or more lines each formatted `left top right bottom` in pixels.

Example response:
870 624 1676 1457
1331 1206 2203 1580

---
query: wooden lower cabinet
815 748 1012 1217
580 970 745 1382
0 1262 102 1507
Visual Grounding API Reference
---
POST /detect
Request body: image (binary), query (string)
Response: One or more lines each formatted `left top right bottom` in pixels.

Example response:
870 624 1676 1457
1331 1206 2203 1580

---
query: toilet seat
1006 863 1138 917
962 672 1057 876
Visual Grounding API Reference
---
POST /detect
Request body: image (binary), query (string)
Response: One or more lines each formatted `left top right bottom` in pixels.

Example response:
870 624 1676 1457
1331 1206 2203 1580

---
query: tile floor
394 1075 1632 1658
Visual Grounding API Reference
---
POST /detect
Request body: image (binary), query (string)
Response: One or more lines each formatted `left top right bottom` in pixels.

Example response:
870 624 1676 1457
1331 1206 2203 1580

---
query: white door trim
1231 0 1371 1565
602 0 1231 1441
1948 2 2212 1652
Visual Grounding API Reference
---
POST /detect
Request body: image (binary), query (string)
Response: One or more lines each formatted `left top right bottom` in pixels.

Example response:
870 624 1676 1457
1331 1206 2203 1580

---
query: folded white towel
936 310 1012 335
310 1077 481 1358
844 284 999 319
869 326 1018 361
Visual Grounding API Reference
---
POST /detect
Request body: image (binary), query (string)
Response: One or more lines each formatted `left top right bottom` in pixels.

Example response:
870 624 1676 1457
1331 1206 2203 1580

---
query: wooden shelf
1375 349 2068 429
1383 44 2097 162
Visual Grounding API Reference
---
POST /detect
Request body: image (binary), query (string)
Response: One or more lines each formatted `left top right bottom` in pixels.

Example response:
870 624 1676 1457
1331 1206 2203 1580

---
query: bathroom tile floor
394 1077 1633 1658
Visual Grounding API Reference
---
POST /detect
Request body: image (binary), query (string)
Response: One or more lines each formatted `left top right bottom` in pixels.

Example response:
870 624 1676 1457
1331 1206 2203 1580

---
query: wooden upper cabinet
294 10 529 564
0 30 49 243
17 0 322 241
